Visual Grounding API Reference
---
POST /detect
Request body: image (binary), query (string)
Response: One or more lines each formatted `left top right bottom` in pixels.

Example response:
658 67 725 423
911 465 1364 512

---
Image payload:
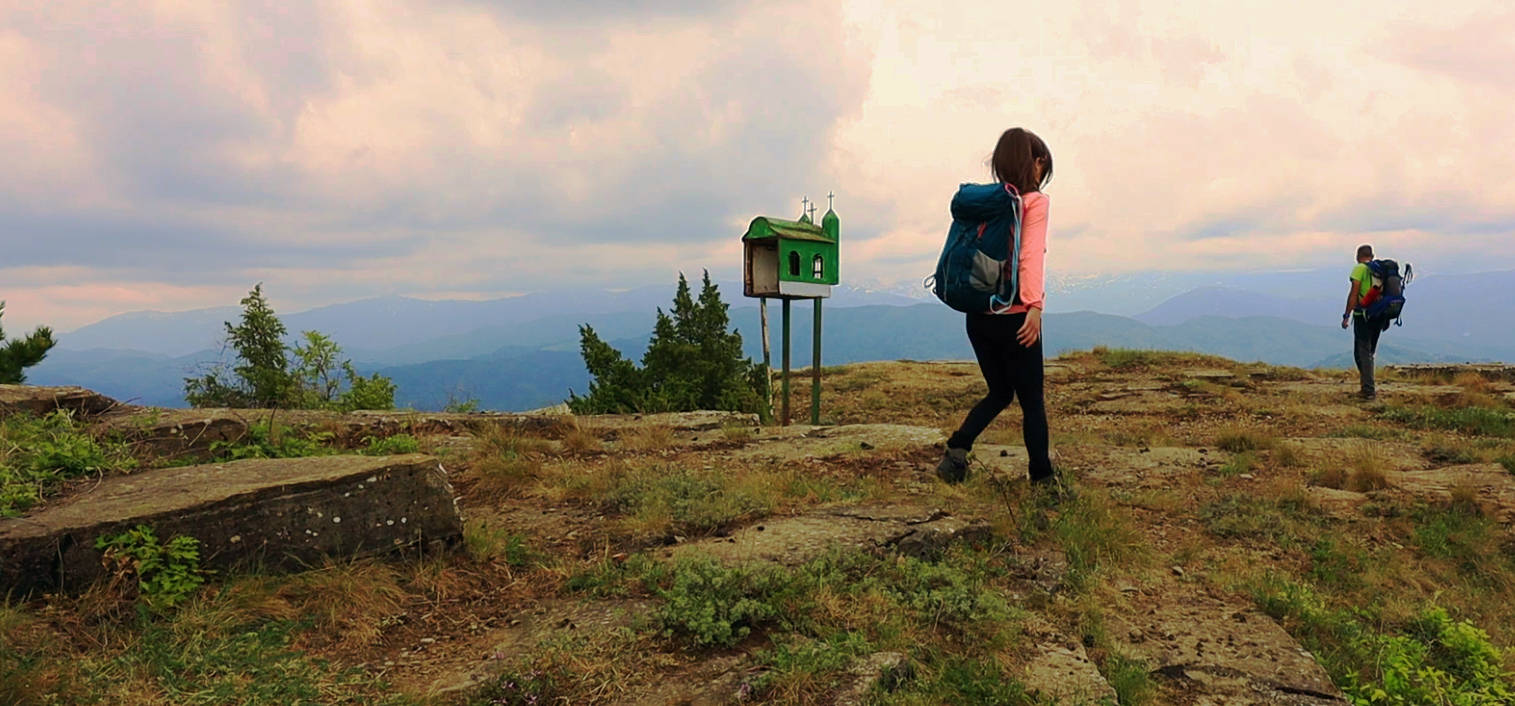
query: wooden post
781 298 791 425
760 297 772 420
811 298 822 425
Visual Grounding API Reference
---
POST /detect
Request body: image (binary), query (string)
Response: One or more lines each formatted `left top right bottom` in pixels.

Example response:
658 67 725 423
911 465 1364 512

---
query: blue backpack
925 183 1023 313
1363 259 1412 330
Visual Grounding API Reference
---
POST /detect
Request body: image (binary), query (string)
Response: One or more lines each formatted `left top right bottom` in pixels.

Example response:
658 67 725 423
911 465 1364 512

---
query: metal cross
801 196 809 218
807 201 818 221
827 191 834 210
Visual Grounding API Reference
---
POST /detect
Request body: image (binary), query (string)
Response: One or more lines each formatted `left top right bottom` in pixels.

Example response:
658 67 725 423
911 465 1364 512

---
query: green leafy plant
95 525 208 608
360 433 420 455
654 557 784 648
208 421 337 461
1 410 134 516
1251 574 1515 705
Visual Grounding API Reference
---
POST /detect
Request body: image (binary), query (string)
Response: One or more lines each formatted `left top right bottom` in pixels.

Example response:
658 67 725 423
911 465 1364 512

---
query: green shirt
1349 263 1372 317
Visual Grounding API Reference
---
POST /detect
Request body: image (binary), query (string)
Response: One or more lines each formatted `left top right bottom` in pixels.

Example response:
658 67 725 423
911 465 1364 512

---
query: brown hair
991 128 1053 193
1357 244 1374 260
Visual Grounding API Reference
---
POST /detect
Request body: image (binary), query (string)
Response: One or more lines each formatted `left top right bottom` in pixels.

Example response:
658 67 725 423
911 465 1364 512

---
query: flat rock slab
669 504 988 566
100 406 759 459
1387 463 1515 524
0 385 126 420
728 424 944 462
1283 438 1426 473
1019 616 1117 704
1047 445 1213 486
0 453 461 595
425 598 653 699
1111 588 1345 704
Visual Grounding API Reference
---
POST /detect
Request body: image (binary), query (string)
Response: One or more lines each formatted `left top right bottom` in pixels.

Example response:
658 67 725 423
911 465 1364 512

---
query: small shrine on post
742 194 838 425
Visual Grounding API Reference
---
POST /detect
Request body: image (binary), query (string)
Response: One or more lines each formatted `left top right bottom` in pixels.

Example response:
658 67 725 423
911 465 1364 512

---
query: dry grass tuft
559 423 602 454
720 423 755 443
1453 371 1494 394
467 427 550 499
1314 467 1349 489
1215 426 1277 453
277 561 409 651
620 424 674 453
1272 442 1304 468
1448 483 1484 515
1349 466 1390 492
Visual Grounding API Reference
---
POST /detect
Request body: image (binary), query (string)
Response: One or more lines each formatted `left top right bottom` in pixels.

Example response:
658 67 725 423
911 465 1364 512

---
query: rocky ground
3 352 1515 704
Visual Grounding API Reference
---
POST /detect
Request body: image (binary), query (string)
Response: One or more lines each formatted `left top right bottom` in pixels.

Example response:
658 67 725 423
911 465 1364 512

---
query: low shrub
95 525 207 609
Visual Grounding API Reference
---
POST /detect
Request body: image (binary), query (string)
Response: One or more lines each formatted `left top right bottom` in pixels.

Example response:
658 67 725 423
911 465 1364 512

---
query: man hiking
1343 244 1381 401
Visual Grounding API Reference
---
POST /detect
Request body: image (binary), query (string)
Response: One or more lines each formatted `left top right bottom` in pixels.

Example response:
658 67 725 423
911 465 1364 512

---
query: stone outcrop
670 504 989 566
1111 589 1346 704
96 406 758 460
1387 363 1515 381
0 384 125 420
0 453 461 595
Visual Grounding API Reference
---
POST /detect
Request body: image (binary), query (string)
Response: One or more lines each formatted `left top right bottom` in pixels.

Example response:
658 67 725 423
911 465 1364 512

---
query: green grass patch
1100 652 1156 705
1408 503 1511 584
1497 455 1515 475
1251 574 1515 705
1218 451 1257 476
0 410 137 517
1383 405 1515 438
358 433 420 455
1019 491 1141 593
207 421 339 461
104 619 412 705
876 656 1035 705
1093 347 1159 370
1331 424 1405 441
1201 492 1316 544
598 464 774 537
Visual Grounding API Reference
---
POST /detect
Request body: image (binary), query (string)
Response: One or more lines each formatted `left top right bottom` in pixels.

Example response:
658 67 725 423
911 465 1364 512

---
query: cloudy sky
2 0 1513 332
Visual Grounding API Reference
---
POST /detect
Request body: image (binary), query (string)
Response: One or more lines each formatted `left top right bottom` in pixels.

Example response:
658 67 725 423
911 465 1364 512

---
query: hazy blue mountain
55 281 920 359
34 267 1510 412
25 348 222 407
1126 269 1515 360
1134 287 1322 326
48 307 239 358
30 304 1491 413
378 349 591 412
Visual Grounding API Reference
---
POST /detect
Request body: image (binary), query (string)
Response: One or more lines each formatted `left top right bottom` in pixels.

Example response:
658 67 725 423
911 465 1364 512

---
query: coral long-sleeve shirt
1005 191 1047 314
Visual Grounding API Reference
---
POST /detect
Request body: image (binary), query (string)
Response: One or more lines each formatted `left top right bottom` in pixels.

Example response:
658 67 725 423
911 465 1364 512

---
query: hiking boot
936 447 970 484
1359 390 1377 402
1031 470 1074 504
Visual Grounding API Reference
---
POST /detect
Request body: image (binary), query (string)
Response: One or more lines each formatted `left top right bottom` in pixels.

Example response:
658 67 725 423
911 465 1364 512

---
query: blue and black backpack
1362 259 1413 330
925 183 1023 314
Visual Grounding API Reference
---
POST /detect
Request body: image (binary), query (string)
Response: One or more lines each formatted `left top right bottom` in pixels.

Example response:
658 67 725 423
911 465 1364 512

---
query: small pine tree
184 285 395 411
0 302 56 384
569 272 767 417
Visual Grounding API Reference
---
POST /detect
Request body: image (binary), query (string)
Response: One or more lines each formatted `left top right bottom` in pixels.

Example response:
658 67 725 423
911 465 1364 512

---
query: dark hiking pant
947 312 1053 481
1353 315 1382 396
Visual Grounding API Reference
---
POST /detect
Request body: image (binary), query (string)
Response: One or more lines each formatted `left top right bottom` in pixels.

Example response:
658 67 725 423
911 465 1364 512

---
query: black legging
947 312 1053 481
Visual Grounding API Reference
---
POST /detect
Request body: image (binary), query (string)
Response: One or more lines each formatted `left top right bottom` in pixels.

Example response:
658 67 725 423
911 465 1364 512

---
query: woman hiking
936 127 1059 493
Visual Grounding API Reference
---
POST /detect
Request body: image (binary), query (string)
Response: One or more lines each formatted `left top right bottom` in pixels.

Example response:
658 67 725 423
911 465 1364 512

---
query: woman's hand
1017 307 1043 346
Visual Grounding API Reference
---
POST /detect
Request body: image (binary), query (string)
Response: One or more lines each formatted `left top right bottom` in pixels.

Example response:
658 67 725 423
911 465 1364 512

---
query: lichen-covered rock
0 453 461 595
0 384 124 420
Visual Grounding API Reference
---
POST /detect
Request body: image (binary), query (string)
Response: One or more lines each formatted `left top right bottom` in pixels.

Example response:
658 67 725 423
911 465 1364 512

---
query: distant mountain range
27 270 1512 412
